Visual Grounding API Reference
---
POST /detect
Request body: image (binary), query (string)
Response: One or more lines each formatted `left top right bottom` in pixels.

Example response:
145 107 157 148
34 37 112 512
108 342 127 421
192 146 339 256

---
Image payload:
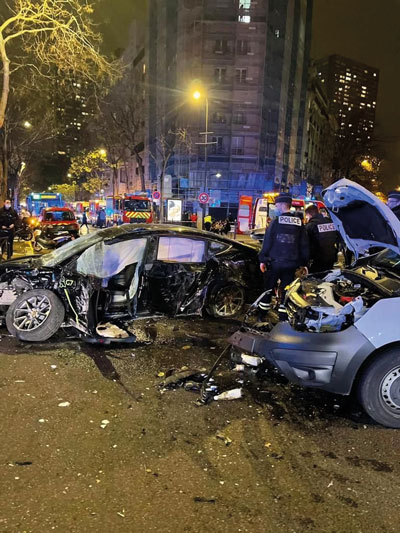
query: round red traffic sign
152 191 161 200
198 192 210 204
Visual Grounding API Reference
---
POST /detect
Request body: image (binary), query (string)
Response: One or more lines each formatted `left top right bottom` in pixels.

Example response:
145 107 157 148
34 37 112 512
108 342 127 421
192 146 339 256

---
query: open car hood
322 179 400 259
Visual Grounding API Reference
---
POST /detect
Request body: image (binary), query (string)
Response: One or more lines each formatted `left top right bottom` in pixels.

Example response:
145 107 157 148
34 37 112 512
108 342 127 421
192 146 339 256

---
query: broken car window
157 237 206 263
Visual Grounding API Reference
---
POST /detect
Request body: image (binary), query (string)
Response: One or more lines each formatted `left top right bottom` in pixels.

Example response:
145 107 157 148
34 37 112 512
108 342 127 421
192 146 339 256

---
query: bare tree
150 128 191 222
106 71 146 191
0 0 119 199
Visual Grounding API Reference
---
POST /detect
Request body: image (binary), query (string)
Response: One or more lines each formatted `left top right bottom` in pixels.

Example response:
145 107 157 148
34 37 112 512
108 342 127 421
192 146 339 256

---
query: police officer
0 199 19 259
387 191 400 220
258 193 309 319
305 204 338 273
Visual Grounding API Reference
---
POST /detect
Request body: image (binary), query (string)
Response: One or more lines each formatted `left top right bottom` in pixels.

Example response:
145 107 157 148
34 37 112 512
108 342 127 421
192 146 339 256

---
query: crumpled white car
230 179 400 428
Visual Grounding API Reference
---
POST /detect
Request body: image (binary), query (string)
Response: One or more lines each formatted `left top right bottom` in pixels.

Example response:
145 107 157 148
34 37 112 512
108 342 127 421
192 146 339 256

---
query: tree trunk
0 38 10 130
134 149 145 192
159 170 164 223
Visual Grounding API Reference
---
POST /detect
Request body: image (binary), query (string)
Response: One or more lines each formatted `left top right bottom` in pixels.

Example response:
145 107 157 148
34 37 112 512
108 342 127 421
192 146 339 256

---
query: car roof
96 223 259 250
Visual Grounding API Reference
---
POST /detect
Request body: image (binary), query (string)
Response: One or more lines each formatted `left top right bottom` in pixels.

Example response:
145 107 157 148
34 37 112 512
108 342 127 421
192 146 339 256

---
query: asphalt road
0 316 398 533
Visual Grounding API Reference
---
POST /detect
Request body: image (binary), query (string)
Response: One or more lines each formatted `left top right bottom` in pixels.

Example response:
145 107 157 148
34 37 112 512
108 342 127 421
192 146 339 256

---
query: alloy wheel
13 295 52 332
213 286 244 317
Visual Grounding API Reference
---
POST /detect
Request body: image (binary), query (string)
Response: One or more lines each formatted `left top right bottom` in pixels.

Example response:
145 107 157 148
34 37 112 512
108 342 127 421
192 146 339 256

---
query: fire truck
88 199 106 225
106 194 153 224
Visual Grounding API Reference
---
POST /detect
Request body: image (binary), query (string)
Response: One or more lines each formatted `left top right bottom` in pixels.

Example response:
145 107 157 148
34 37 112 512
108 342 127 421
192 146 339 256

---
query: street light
23 120 32 129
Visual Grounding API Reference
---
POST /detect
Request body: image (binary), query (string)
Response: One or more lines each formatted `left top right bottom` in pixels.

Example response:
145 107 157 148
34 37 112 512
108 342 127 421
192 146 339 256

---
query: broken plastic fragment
241 354 262 367
58 401 70 408
214 388 242 401
100 419 110 429
216 434 232 446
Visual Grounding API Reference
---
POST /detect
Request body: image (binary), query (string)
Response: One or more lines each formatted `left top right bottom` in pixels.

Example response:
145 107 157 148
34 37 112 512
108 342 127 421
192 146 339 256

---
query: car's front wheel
358 349 400 428
6 289 65 342
206 284 245 319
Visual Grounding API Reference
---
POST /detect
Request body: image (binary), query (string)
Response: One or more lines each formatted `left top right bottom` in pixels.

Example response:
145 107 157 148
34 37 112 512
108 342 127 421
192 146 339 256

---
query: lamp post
192 86 217 227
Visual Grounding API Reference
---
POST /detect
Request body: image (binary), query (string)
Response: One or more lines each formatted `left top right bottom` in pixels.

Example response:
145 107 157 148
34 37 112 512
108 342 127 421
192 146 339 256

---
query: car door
145 235 211 315
57 261 101 336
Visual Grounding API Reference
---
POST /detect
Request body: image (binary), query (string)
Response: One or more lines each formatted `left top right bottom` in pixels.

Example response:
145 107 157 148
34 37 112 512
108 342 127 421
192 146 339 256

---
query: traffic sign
198 192 210 204
152 191 161 200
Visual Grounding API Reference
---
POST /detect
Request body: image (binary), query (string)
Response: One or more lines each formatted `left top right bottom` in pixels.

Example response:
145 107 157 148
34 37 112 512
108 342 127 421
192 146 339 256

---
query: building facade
302 67 337 188
145 0 313 210
316 55 379 144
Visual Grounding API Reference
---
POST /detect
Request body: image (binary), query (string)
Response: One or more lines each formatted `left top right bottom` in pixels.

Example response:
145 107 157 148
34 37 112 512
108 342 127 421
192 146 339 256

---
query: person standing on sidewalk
0 199 19 259
258 193 309 320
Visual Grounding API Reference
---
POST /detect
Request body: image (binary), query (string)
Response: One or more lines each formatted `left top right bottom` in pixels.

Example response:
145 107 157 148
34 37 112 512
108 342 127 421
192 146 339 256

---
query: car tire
358 349 400 428
206 283 245 319
6 289 65 342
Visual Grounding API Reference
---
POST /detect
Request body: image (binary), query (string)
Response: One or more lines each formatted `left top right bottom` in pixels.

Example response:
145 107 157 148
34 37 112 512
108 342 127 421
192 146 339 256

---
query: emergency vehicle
88 199 106 224
106 194 153 224
252 194 326 230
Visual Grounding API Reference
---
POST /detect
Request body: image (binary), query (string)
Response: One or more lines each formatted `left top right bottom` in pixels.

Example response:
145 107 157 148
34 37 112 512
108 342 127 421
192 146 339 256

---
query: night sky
312 0 400 189
98 0 399 189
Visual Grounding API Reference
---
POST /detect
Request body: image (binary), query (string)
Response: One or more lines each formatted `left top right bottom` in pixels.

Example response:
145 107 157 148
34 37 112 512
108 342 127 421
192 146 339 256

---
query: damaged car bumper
229 322 375 395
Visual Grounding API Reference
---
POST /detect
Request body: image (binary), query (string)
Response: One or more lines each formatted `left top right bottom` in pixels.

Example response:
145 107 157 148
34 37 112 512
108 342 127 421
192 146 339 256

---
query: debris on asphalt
233 364 245 372
50 365 57 370
216 433 232 446
58 401 71 407
214 388 242 401
14 461 32 466
182 345 191 350
241 354 262 367
193 497 216 504
101 419 110 429
96 323 129 339
159 369 205 390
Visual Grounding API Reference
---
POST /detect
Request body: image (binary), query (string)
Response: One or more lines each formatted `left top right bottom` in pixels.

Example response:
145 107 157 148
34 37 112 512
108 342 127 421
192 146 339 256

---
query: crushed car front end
230 258 400 395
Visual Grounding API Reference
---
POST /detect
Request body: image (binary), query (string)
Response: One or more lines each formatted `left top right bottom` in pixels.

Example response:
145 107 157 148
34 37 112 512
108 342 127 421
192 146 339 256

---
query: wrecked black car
0 224 262 343
230 179 400 428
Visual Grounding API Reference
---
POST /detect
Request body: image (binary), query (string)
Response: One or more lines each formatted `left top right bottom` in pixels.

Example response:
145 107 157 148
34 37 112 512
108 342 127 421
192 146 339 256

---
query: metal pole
204 97 209 218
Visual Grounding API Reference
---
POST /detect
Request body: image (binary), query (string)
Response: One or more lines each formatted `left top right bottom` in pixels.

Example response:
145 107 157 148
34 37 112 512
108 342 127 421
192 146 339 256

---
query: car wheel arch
350 341 400 395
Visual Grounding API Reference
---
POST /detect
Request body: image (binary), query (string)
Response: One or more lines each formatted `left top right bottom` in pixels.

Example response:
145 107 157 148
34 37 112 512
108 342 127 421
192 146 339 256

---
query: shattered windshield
38 232 104 267
44 211 75 221
37 226 137 267
124 199 151 211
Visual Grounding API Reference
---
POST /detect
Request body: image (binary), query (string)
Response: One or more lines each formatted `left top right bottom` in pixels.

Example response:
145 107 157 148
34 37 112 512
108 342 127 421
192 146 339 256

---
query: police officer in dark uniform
0 199 19 259
305 204 338 273
258 193 309 319
387 191 400 221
